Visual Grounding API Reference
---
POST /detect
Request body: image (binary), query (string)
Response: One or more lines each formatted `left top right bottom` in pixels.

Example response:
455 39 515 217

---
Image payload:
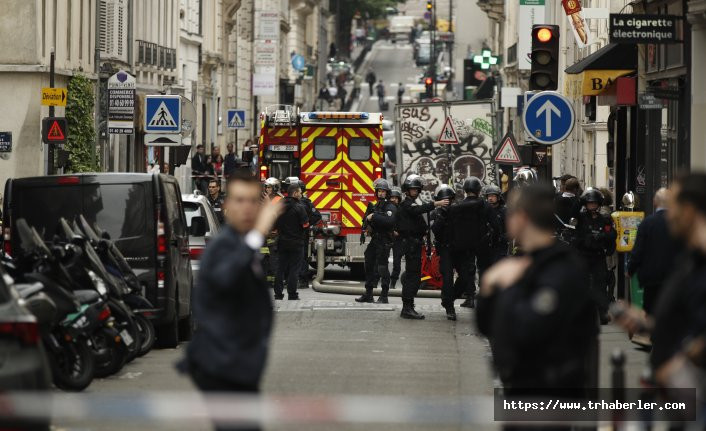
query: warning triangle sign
148 101 177 127
47 120 65 140
438 117 459 145
493 132 522 165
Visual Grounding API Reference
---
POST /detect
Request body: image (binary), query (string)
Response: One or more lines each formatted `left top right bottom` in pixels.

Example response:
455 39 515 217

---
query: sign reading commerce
609 14 679 44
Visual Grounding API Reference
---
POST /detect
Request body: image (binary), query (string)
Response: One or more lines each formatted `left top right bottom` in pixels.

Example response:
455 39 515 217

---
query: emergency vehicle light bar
306 112 369 120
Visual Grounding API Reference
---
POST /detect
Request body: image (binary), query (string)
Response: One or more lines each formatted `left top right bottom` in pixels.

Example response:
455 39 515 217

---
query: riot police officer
389 187 403 290
356 179 397 304
397 175 449 319
477 184 508 277
574 188 617 324
431 184 459 320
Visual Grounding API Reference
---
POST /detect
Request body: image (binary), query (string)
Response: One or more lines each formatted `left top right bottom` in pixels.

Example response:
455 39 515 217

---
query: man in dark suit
180 169 282 431
191 144 209 193
223 142 239 179
628 188 683 314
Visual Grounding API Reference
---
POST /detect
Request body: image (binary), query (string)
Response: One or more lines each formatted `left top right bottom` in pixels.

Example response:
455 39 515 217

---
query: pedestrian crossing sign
493 131 522 165
227 109 246 129
145 95 181 133
438 117 459 145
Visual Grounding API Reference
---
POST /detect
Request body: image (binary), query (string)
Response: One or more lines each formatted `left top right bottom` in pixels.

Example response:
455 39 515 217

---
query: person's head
245 139 253 147
213 146 221 156
287 184 302 199
483 184 502 206
398 82 403 86
205 155 213 164
580 188 604 214
196 144 204 154
463 177 483 197
163 162 169 173
263 177 280 196
390 187 402 205
506 184 557 244
379 79 383 84
374 179 391 200
227 143 234 153
667 173 706 248
559 174 574 192
402 175 422 199
224 170 262 233
654 187 668 210
208 180 220 196
564 178 580 195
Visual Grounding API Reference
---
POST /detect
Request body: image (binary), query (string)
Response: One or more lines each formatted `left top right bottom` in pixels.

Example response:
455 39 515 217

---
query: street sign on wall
522 91 575 145
0 132 11 152
108 70 136 134
41 88 67 106
144 95 181 133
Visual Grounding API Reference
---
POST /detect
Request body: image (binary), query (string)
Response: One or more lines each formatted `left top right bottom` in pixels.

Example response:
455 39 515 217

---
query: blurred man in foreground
476 184 598 397
180 169 282 431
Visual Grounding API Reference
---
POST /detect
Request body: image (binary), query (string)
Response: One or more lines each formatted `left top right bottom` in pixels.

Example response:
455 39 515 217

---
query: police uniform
284 178 322 289
397 176 435 319
356 180 397 304
477 185 508 278
574 189 617 323
389 187 403 290
273 195 309 300
430 184 460 320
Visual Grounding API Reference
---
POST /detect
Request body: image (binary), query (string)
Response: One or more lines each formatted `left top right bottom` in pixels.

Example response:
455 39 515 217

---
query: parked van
2 173 193 347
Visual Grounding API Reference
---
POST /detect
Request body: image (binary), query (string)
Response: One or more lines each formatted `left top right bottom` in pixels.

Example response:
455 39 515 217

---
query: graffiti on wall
398 103 495 200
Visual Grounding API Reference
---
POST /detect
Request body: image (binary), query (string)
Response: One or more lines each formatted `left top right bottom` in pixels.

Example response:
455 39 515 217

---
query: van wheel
156 311 179 348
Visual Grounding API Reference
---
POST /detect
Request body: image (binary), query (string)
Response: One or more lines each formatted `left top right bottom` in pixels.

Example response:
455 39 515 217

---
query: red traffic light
424 77 433 85
537 28 553 43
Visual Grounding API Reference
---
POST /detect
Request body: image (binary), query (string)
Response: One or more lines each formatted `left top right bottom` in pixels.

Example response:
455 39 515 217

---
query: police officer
356 179 397 304
291 177 322 289
430 184 459 320
397 175 449 319
476 184 598 399
389 187 403 290
574 188 617 324
477 184 508 276
206 179 225 224
273 182 309 300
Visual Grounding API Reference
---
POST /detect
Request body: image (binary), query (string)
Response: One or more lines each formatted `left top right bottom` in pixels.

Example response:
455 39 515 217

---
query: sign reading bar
609 14 679 44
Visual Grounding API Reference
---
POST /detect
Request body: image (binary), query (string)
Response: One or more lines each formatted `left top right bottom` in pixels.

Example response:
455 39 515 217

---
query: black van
2 173 193 347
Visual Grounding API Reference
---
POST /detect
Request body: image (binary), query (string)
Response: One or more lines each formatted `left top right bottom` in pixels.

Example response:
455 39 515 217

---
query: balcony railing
137 40 176 70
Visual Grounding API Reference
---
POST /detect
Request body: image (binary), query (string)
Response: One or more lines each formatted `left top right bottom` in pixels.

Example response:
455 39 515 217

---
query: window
314 136 336 160
348 137 371 161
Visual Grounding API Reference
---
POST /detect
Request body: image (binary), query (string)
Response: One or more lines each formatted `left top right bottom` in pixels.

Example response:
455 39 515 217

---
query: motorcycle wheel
134 314 156 357
50 337 95 391
109 300 142 363
93 328 128 378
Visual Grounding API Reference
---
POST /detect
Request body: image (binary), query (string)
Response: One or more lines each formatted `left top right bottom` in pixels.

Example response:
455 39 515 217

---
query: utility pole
48 48 55 175
431 0 436 97
449 0 453 99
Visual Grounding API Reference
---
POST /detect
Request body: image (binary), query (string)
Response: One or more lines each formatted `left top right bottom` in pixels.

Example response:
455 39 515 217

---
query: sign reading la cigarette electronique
609 14 679 44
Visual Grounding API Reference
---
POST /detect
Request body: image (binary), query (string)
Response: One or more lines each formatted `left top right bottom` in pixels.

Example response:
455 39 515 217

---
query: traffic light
426 1 433 11
424 76 434 98
530 24 560 91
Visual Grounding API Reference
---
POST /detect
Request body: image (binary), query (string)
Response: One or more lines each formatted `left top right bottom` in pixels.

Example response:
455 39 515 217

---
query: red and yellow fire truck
258 106 385 274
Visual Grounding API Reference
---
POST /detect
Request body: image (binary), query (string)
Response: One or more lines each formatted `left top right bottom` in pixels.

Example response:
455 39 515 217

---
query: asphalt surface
51 41 650 431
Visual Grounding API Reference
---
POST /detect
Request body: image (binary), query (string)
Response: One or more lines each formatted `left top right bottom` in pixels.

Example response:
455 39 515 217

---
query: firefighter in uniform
430 184 459 320
574 188 617 324
290 178 322 289
356 179 397 304
389 187 403 290
397 175 449 319
477 184 508 277
262 177 283 288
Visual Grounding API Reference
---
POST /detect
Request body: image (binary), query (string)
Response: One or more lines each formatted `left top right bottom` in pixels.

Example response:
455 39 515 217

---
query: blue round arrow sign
522 91 575 145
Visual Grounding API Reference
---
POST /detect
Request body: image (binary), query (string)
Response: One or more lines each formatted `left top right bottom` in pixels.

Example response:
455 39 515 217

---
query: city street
52 279 649 430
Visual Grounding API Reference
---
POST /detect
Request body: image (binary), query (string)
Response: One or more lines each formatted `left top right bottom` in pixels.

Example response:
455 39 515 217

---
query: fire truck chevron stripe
317 191 339 208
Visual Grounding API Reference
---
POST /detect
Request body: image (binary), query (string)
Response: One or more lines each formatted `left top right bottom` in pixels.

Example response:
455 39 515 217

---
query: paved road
52 283 649 431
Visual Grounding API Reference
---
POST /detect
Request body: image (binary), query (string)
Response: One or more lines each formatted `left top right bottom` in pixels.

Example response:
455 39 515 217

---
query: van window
163 183 186 236
85 184 148 241
348 137 371 161
314 136 336 160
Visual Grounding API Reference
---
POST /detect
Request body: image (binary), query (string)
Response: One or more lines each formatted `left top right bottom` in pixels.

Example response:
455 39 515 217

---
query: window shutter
99 0 128 62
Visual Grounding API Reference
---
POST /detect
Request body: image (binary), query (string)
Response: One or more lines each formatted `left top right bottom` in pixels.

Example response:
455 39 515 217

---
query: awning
564 43 636 98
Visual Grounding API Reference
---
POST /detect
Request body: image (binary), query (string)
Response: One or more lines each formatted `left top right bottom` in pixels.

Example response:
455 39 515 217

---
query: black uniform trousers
439 246 475 308
584 254 610 315
275 246 303 297
477 243 508 280
190 364 260 431
390 238 403 282
364 235 393 294
298 235 310 282
400 236 424 302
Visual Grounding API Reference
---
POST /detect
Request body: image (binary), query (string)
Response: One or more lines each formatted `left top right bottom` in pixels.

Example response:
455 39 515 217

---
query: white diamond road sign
227 109 246 129
522 91 575 145
145 95 181 133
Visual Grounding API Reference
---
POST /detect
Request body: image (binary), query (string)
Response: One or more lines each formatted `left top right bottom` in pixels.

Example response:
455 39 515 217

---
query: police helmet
402 175 423 192
580 188 604 206
390 187 402 199
264 177 281 192
283 176 299 187
482 184 502 198
374 178 391 192
434 184 456 201
463 176 483 195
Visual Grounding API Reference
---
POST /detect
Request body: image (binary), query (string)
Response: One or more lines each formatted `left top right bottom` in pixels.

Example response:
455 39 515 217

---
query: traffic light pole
431 0 437 97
